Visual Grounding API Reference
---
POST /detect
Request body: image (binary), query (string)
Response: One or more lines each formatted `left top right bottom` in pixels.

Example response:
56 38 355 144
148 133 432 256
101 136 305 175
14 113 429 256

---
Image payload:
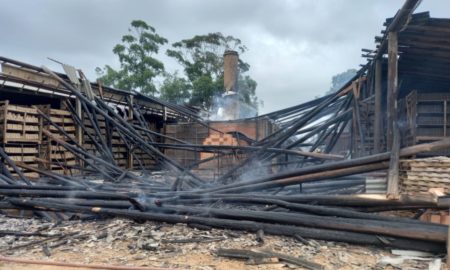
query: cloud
0 0 448 113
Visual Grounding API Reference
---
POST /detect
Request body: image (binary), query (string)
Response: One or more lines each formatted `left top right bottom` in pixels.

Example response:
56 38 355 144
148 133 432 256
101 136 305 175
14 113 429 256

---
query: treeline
96 20 258 111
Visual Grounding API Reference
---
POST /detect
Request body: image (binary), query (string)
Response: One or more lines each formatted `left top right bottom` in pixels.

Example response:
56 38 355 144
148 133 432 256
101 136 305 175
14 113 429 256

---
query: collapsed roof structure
1 0 450 268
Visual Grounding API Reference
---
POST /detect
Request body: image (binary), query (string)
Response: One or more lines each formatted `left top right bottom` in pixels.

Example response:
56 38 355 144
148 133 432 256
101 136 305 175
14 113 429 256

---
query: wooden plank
387 31 400 199
1 63 60 87
4 147 38 154
386 31 398 150
48 108 72 116
49 125 76 132
374 59 382 153
6 104 39 114
448 210 450 268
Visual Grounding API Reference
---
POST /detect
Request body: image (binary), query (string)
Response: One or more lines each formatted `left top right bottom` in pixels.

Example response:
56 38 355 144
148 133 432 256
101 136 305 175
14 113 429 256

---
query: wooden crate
82 112 107 157
111 129 128 169
82 112 130 169
0 101 40 144
39 106 79 175
129 120 159 170
3 143 39 179
132 147 157 169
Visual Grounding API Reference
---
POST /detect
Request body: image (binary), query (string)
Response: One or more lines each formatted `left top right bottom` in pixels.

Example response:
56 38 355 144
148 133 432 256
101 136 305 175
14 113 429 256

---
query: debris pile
0 216 444 269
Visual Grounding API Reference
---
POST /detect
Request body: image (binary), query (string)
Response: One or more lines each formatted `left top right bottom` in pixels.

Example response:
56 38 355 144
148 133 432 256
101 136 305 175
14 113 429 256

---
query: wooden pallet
39 105 79 175
133 148 157 169
109 128 127 169
400 156 450 194
82 112 131 169
3 143 39 179
0 101 40 144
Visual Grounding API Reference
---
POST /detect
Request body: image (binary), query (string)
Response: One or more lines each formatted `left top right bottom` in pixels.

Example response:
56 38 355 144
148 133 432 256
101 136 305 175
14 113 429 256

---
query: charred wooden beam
9 198 445 253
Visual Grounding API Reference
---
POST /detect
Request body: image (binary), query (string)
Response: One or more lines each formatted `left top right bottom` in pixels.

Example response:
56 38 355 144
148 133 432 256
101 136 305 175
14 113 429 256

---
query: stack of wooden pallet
111 129 128 168
82 112 107 158
0 101 40 143
132 147 157 170
82 111 134 169
400 156 450 194
39 106 78 175
131 121 157 170
0 101 40 178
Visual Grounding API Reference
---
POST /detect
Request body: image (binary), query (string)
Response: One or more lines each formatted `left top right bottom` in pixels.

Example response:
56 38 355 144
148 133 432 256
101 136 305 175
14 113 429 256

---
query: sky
0 0 449 114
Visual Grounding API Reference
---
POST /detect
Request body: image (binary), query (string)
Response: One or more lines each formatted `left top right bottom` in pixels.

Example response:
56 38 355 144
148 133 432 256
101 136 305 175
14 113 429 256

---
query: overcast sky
1 0 449 113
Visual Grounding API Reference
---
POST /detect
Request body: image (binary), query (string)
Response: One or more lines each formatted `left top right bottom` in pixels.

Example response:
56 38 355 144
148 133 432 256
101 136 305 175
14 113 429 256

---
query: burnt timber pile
1 0 450 268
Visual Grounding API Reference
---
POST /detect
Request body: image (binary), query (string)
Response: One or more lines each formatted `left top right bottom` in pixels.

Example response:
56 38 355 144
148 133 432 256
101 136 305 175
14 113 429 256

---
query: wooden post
163 106 167 122
386 32 398 150
352 81 365 154
448 208 450 268
387 31 400 198
374 59 382 153
127 95 134 170
75 97 84 170
444 100 447 137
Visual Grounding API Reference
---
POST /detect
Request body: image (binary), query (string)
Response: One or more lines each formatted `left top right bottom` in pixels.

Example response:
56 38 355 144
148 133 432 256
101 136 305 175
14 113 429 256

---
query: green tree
96 20 168 95
167 32 247 80
159 72 191 104
165 32 257 110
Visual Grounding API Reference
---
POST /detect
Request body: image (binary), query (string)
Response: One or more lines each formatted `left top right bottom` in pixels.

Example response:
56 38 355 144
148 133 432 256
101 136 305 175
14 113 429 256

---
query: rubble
0 216 437 270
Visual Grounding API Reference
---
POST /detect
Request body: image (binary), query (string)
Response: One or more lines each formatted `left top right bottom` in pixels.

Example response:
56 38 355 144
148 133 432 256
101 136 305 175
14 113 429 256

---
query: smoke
237 160 269 183
208 93 257 121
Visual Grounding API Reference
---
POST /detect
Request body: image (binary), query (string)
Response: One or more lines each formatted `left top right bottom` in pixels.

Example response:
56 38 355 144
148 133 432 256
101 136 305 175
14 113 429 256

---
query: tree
326 69 357 95
190 75 224 109
165 32 257 110
167 32 248 80
96 20 168 95
159 72 191 104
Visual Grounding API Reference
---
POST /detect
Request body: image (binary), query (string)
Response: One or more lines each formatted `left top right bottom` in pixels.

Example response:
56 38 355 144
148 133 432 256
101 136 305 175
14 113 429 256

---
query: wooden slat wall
0 101 162 180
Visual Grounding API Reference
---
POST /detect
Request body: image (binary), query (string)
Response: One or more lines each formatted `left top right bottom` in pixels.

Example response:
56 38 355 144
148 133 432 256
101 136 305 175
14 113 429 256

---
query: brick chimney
223 50 239 94
222 50 239 120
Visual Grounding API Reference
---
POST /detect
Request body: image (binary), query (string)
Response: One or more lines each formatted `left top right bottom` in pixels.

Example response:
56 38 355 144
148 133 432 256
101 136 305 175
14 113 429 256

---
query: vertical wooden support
447 208 450 268
75 97 83 169
163 106 167 122
2 100 9 144
387 31 400 198
352 81 365 154
374 60 382 153
386 32 398 150
444 100 447 137
127 95 134 170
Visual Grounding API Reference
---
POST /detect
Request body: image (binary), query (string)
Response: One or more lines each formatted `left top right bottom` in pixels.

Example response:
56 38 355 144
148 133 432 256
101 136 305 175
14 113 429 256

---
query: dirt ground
0 216 444 270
